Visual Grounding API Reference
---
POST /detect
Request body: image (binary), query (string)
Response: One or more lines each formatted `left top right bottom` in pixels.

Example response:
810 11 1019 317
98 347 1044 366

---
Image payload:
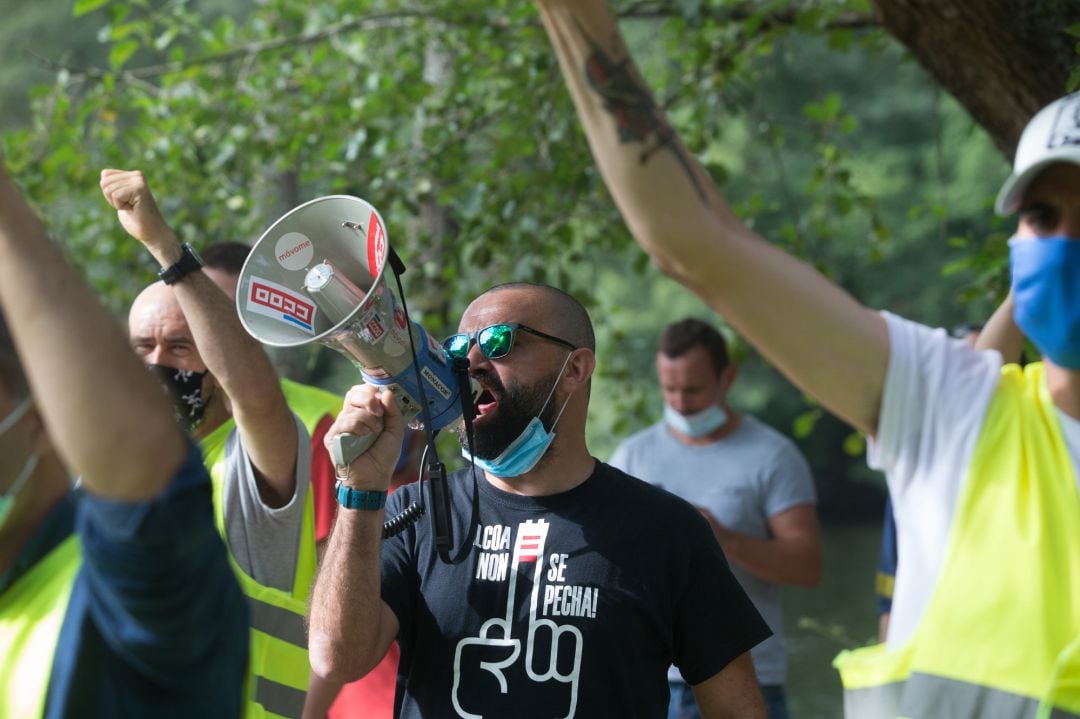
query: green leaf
73 0 109 17
109 39 139 69
843 432 866 457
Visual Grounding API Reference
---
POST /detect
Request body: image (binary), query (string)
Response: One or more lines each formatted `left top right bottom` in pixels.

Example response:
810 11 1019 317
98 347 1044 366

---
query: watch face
185 244 204 265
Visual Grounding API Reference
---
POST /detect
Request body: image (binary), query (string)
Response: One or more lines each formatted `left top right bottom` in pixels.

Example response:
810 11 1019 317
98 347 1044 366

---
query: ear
561 348 596 394
719 364 738 393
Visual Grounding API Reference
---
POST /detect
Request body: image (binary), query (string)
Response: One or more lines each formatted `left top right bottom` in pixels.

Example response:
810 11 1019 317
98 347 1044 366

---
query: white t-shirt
869 312 1080 648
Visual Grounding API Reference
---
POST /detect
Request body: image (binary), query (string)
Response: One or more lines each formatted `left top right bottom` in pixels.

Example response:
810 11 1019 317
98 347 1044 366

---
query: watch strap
158 243 203 285
334 480 387 510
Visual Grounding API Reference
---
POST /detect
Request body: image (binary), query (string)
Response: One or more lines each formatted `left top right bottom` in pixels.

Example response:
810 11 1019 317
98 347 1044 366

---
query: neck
0 454 69 577
193 394 231 440
1044 361 1080 420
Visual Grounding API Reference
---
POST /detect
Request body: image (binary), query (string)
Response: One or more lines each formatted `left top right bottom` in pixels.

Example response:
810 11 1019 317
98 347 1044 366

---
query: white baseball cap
995 91 1080 215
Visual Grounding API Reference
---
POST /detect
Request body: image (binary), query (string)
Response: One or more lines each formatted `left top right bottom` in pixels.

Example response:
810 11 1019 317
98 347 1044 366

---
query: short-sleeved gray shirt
609 414 816 685
220 413 311 592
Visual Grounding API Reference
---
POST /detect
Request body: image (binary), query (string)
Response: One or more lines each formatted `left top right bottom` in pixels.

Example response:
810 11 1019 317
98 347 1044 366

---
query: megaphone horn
236 195 465 466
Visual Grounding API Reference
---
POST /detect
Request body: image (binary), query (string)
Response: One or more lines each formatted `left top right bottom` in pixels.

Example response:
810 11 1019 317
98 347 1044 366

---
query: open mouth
474 387 499 418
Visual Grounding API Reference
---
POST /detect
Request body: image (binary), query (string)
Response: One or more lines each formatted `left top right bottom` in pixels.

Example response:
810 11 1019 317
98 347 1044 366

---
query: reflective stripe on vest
840 673 1080 719
0 534 81 719
201 420 317 719
835 363 1080 718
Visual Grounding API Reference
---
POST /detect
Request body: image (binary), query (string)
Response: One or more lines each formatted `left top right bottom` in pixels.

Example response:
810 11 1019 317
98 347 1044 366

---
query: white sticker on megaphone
246 275 318 335
275 232 314 271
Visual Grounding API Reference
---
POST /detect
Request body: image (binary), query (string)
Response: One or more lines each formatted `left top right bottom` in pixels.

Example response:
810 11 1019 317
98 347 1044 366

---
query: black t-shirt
381 460 771 719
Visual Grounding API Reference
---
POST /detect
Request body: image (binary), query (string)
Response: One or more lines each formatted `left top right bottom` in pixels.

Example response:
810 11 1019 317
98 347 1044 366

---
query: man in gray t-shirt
609 318 822 719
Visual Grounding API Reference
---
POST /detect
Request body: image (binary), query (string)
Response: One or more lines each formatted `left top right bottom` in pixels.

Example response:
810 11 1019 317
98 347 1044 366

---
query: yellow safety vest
201 420 318 719
279 378 343 437
0 535 80 719
834 363 1080 718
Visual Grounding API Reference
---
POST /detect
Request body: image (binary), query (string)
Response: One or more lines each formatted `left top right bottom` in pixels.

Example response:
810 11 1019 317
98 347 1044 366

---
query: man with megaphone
100 169 320 719
308 282 771 718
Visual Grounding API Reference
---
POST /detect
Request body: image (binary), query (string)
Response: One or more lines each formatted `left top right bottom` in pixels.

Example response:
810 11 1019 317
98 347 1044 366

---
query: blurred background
2 1 1077 714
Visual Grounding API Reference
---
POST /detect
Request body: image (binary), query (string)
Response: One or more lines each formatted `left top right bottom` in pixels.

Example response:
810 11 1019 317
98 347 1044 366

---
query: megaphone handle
331 430 379 467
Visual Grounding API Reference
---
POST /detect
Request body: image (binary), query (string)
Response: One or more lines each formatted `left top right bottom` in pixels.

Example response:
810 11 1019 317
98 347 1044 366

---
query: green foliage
1067 23 1080 91
0 0 1038 506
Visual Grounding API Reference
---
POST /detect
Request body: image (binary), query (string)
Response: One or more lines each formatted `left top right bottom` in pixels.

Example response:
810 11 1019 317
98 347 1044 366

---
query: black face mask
148 364 210 432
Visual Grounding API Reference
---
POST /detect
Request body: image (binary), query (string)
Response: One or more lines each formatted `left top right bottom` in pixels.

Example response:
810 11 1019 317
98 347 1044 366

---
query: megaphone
236 195 470 549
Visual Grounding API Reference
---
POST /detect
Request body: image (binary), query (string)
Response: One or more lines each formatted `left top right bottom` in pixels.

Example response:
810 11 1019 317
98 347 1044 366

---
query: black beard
458 368 562 459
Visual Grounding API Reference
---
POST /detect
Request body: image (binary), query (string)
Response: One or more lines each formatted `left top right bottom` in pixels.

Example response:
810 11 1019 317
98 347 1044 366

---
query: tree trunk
872 0 1080 158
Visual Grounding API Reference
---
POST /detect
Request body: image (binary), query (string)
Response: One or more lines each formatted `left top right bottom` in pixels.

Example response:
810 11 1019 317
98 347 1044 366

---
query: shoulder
738 414 793 446
610 421 667 457
739 416 807 462
597 462 710 526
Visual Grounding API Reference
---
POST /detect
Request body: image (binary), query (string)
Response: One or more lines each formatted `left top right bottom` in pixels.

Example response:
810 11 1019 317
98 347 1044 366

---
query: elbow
308 634 372 685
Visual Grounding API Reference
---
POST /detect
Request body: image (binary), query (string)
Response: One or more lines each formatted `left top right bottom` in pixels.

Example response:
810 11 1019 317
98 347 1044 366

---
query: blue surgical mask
462 353 574 478
0 398 38 529
1010 235 1080 369
664 403 728 439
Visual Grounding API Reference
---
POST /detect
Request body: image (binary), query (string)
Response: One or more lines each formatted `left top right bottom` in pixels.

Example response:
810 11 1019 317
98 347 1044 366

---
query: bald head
128 283 203 370
468 283 595 353
129 282 181 329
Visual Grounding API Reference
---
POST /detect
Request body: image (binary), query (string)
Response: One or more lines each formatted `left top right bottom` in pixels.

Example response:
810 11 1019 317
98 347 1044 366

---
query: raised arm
533 0 889 435
100 169 298 505
0 167 185 498
308 384 402 683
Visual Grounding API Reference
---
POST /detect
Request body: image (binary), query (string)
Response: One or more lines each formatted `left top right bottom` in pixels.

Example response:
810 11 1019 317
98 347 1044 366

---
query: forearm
309 506 389 683
301 671 343 719
0 173 183 498
974 291 1025 364
102 167 298 497
715 529 823 587
533 0 888 434
170 271 298 486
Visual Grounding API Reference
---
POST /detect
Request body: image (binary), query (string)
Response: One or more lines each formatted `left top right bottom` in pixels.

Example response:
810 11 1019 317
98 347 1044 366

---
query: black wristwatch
158 243 204 285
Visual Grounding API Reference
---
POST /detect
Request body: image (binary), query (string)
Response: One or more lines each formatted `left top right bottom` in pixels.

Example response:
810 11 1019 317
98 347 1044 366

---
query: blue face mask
664 402 728 439
1010 235 1080 369
462 354 574 478
0 398 38 530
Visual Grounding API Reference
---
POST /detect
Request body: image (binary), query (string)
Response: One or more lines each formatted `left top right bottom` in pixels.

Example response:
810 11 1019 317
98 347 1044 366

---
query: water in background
783 522 883 719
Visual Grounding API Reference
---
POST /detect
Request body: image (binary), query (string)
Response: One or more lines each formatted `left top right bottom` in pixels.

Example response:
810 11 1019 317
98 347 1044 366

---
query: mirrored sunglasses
443 322 576 360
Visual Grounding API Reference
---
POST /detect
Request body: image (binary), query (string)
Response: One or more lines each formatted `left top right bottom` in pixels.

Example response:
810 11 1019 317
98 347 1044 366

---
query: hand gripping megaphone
236 195 470 551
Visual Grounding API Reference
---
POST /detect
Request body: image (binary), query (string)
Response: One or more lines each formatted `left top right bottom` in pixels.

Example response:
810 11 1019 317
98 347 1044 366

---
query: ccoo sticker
246 275 317 335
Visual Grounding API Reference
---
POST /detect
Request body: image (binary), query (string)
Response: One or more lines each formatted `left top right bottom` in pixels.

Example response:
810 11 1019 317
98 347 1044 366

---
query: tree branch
618 3 878 32
38 4 879 88
35 10 436 84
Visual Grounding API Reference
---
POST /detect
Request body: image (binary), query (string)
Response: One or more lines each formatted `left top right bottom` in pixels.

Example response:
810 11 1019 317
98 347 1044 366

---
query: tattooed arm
533 0 888 436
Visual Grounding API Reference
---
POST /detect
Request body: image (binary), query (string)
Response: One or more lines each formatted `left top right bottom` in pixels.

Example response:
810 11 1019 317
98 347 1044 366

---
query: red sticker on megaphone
367 214 386 278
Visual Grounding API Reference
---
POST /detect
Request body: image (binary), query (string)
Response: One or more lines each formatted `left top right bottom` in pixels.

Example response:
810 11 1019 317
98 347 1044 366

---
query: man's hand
326 384 405 490
99 169 178 261
697 507 735 546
